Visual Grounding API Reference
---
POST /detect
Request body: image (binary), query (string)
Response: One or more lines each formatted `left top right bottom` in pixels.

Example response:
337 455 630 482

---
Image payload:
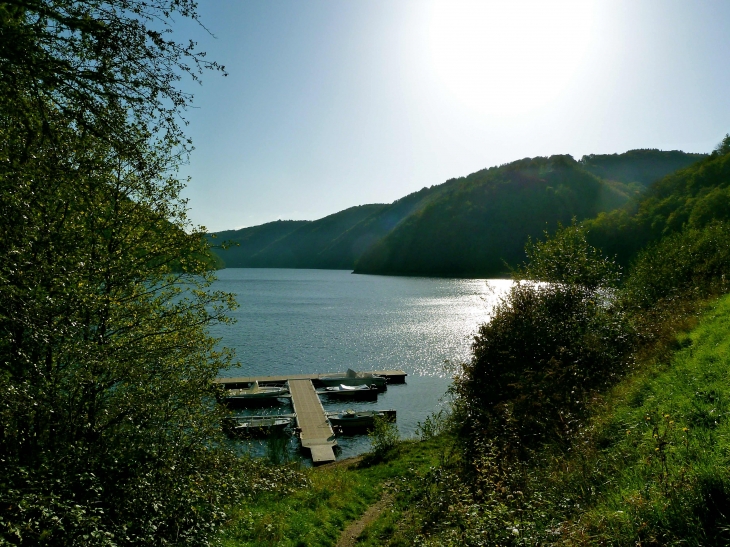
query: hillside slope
209 220 309 267
211 149 704 274
354 155 635 277
586 142 730 265
580 148 705 188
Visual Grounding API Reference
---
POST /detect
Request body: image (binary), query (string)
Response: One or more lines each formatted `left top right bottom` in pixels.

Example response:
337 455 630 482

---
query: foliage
211 185 440 270
712 133 730 157
212 150 698 275
0 2 237 545
0 0 225 157
455 280 634 458
367 415 401 462
586 135 730 266
356 154 633 277
0 104 239 546
621 221 730 312
579 148 704 188
415 408 451 441
519 219 621 289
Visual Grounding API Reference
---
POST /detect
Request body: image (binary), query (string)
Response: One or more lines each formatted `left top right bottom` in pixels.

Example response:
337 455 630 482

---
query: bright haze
179 1 730 232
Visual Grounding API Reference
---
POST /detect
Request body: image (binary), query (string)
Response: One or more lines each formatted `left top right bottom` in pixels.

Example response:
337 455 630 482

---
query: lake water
212 268 511 459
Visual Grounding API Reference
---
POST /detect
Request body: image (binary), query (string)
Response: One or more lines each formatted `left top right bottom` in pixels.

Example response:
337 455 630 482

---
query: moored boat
317 383 379 400
317 369 387 389
224 380 290 403
224 415 293 437
327 409 396 429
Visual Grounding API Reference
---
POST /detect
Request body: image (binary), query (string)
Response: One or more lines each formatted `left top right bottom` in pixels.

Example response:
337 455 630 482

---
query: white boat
328 409 396 428
318 369 387 389
317 383 379 399
225 381 290 401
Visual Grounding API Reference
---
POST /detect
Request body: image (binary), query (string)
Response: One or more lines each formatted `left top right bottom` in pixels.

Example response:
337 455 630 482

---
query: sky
177 1 730 232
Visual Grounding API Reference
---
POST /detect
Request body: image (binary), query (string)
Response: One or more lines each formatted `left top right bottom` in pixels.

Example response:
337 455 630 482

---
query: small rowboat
317 383 379 400
327 409 396 429
318 369 387 389
225 381 290 404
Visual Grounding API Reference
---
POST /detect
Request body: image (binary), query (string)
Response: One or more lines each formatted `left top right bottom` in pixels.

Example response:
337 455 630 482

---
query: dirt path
335 493 392 547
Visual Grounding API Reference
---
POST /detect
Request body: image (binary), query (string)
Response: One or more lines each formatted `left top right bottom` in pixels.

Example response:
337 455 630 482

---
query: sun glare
427 0 595 118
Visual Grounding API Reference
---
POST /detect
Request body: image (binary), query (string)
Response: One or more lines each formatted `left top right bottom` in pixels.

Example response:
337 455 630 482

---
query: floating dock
288 379 337 464
218 370 407 464
215 370 407 389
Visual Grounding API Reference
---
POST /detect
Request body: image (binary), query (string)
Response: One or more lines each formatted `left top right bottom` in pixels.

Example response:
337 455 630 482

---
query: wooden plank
288 379 336 464
216 370 407 388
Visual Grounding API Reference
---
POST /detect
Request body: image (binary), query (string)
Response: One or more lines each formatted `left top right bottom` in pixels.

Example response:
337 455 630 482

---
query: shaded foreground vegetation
0 3 242 545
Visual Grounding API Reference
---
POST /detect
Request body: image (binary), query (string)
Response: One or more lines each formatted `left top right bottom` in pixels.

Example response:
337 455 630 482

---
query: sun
427 0 595 118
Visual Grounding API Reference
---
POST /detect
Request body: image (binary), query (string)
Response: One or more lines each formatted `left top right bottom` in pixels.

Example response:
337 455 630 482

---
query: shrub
455 281 634 459
368 416 400 461
621 221 730 312
520 219 622 290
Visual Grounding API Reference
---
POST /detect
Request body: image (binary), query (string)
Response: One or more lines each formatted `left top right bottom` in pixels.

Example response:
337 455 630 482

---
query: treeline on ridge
210 149 704 276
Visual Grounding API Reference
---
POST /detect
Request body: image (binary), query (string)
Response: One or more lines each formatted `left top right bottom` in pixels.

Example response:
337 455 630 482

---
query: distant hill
210 149 705 276
208 220 309 267
240 204 387 269
354 155 636 277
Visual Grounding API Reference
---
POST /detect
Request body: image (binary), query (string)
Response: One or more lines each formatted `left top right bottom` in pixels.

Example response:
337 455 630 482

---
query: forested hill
354 155 635 276
585 139 730 266
210 149 704 276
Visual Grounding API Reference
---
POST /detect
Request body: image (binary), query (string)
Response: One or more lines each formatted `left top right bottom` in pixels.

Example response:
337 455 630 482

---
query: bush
368 416 400 461
621 221 730 312
455 281 634 459
520 219 621 289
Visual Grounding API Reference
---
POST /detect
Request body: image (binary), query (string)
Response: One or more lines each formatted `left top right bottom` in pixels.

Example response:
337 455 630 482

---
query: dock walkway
288 379 337 464
216 370 407 388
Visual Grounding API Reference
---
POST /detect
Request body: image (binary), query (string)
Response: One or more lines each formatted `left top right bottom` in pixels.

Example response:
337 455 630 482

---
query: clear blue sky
178 1 730 232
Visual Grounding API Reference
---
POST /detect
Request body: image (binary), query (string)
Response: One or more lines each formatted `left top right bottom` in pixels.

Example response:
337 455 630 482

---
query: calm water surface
212 268 511 459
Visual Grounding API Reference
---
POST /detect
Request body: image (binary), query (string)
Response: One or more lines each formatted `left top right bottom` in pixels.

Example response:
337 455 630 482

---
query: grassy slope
350 293 730 546
220 437 447 547
555 293 730 544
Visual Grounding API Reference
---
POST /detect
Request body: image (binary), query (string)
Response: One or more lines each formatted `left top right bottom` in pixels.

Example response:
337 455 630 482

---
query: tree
455 223 632 459
0 0 225 157
519 219 621 290
0 3 239 545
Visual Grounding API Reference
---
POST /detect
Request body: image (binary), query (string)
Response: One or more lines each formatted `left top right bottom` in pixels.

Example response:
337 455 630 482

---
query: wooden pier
288 379 337 464
215 370 407 389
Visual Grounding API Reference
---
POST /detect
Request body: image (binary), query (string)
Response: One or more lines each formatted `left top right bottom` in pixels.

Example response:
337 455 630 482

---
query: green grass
554 293 730 544
219 437 448 547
